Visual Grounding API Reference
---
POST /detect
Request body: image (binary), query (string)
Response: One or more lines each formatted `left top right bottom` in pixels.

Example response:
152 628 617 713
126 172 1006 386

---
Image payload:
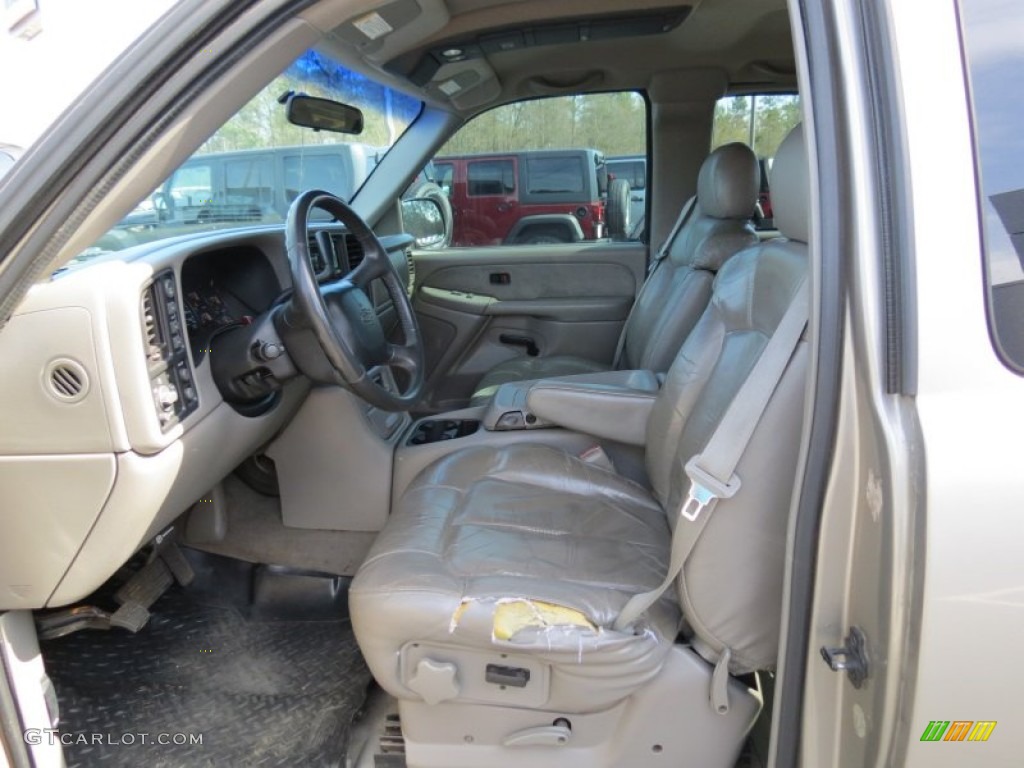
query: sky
0 0 178 147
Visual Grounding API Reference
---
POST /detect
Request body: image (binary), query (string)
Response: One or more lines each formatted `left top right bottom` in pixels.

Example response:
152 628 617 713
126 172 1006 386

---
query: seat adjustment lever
502 723 571 748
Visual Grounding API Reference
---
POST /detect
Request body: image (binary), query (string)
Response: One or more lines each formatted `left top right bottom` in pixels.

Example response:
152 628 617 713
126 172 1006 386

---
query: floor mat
41 556 372 768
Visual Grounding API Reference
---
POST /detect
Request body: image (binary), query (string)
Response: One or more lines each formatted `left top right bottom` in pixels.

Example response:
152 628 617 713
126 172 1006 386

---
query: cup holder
407 419 481 446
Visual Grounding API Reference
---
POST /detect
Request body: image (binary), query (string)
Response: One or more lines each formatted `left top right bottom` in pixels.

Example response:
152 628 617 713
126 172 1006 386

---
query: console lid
484 369 659 445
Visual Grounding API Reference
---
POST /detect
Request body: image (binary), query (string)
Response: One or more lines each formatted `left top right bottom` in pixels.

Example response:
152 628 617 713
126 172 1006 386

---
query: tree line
711 95 801 158
439 92 647 157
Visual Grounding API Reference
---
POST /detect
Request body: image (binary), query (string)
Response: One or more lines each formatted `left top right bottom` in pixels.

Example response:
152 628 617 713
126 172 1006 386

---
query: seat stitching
449 519 669 547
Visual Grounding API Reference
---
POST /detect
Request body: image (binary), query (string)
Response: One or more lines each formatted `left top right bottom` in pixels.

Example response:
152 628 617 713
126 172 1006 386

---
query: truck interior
0 1 851 767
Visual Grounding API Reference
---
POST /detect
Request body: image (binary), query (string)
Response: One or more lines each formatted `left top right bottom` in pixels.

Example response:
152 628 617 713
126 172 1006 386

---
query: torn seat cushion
350 444 680 713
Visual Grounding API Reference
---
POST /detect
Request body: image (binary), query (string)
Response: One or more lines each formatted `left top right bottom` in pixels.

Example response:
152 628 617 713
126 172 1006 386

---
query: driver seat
350 125 810 768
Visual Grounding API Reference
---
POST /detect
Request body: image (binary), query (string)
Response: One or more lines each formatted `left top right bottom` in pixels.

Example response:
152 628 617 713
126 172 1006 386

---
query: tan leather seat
351 443 680 712
351 126 809 766
470 142 760 403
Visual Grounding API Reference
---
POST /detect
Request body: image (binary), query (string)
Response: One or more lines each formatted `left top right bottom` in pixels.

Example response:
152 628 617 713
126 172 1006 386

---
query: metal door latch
820 625 869 688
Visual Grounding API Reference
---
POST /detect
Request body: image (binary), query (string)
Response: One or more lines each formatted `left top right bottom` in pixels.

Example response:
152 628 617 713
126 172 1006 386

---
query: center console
392 369 662 500
482 368 661 440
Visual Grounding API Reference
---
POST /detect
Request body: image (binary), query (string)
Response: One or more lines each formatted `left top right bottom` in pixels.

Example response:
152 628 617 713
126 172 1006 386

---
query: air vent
406 250 416 294
343 233 364 269
45 359 89 403
307 235 328 276
142 287 164 364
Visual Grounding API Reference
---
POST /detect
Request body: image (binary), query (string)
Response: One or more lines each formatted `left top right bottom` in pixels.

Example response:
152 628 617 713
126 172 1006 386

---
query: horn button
327 283 389 366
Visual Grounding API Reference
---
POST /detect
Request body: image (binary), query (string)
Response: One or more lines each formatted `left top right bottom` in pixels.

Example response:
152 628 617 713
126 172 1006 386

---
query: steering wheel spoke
347 251 388 289
280 189 425 411
387 341 421 373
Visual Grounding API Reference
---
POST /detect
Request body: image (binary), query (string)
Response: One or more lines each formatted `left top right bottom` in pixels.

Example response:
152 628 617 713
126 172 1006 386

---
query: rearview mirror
284 93 364 135
402 198 448 249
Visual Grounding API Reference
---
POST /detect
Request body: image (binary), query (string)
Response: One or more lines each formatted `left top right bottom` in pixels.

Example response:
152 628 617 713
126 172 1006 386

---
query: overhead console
387 6 693 87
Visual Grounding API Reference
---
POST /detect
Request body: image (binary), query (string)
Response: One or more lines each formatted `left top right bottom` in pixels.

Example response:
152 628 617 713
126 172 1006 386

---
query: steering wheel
282 190 424 411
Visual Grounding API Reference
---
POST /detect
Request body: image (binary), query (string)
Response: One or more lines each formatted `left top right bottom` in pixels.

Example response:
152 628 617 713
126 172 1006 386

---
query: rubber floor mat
41 582 372 767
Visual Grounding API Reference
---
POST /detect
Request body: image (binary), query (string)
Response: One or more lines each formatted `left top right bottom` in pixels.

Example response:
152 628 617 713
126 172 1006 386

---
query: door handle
499 334 539 357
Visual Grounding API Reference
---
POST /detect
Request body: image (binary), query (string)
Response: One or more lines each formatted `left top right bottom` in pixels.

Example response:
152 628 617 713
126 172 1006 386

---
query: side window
225 156 273 212
284 154 350 201
168 163 213 209
960 0 1024 371
526 156 585 195
284 153 353 221
608 159 646 190
467 159 515 197
433 162 454 196
712 94 802 230
434 92 647 247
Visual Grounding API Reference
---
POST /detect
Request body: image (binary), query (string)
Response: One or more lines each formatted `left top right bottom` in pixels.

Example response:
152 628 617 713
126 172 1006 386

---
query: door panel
412 242 647 411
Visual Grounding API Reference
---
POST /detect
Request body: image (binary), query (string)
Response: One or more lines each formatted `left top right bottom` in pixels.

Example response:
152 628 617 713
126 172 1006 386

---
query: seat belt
612 277 809 633
611 195 698 367
649 194 697 276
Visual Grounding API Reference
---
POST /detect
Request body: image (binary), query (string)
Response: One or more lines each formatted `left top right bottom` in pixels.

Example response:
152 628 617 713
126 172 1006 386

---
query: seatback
619 143 759 372
644 125 809 673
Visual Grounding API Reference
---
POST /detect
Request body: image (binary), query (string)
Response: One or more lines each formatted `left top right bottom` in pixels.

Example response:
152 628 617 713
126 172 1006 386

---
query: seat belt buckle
680 457 741 522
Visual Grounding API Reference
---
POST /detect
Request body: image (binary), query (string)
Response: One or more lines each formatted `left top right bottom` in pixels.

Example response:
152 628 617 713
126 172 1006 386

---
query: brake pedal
115 557 174 609
157 539 195 587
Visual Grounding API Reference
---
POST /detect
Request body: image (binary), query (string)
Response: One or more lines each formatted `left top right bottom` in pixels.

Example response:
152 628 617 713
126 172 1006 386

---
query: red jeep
433 148 630 246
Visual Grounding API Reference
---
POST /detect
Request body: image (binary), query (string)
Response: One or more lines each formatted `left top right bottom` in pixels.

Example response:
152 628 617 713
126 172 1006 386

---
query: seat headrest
770 124 809 243
697 142 759 220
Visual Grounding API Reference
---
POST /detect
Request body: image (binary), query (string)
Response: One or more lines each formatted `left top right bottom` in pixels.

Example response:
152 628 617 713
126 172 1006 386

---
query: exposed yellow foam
492 599 595 641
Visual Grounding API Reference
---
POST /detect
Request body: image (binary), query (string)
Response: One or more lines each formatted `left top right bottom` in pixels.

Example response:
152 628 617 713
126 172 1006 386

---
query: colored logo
920 721 996 742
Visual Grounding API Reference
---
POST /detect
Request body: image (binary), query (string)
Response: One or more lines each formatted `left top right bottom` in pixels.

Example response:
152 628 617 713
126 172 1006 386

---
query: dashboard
0 222 414 612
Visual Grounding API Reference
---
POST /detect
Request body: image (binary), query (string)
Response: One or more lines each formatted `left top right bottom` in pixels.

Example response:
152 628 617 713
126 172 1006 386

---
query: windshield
77 50 421 265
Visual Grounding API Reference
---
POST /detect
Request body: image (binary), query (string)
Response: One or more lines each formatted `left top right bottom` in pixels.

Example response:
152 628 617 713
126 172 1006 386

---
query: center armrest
483 369 659 445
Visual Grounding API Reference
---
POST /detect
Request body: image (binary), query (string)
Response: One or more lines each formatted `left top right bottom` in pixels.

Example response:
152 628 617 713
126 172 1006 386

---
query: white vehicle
0 1 1021 768
607 154 647 234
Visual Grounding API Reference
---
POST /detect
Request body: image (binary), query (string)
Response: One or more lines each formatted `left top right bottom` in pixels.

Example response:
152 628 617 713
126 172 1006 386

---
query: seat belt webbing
652 194 698 269
611 195 698 367
612 277 809 633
